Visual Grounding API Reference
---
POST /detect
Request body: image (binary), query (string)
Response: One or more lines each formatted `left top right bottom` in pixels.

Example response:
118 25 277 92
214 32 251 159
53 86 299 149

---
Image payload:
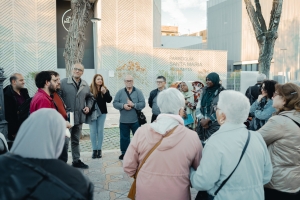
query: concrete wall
0 0 57 96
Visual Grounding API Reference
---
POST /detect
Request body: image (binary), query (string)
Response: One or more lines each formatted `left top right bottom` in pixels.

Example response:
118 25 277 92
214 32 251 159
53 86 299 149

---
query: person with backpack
245 73 266 105
4 73 30 149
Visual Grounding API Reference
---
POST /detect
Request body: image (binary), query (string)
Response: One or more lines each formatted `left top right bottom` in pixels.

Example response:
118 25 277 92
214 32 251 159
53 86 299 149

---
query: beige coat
258 110 300 193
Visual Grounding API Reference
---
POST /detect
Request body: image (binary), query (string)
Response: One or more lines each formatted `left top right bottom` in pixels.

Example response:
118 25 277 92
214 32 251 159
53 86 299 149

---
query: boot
92 150 97 159
97 150 102 158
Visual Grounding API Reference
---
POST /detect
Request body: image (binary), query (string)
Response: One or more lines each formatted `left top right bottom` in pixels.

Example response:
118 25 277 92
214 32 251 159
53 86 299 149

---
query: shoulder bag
127 126 178 200
125 89 147 125
196 131 251 200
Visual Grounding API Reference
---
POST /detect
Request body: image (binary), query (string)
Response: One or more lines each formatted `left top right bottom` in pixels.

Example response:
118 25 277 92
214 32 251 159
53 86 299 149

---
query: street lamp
91 17 101 74
280 48 287 83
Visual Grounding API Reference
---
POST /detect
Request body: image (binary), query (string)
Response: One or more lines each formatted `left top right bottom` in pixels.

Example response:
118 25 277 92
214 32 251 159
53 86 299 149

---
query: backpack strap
214 131 251 196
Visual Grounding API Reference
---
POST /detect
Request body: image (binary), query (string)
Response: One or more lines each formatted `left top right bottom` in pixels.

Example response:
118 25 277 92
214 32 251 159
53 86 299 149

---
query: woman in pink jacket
123 88 202 200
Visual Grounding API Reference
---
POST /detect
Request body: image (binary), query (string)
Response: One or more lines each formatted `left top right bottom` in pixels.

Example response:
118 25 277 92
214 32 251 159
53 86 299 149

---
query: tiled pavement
67 151 198 200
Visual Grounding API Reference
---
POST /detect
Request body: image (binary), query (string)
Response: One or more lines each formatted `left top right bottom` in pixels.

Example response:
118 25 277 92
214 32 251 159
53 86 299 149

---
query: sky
161 0 207 35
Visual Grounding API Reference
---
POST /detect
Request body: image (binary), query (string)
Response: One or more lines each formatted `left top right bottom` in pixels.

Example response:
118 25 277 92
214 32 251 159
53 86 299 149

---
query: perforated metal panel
0 0 57 96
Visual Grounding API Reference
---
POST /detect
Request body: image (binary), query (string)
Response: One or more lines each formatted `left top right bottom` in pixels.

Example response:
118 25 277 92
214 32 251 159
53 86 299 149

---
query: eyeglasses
125 80 133 83
261 86 266 91
273 91 280 97
73 68 83 72
213 105 220 112
156 81 165 84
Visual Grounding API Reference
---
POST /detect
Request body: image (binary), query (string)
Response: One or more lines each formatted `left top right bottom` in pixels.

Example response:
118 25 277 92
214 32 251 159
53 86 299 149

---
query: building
161 26 179 36
1 0 227 96
207 0 300 82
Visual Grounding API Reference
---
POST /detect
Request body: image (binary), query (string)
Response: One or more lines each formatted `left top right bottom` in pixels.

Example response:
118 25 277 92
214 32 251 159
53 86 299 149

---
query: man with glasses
60 63 93 168
148 76 166 122
113 75 145 160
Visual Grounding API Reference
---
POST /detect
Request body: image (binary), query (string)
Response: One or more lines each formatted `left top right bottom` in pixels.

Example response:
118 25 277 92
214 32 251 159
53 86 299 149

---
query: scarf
11 108 65 159
201 72 221 107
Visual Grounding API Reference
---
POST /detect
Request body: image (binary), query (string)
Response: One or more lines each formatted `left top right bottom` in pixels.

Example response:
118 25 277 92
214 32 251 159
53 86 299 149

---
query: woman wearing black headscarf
196 72 225 144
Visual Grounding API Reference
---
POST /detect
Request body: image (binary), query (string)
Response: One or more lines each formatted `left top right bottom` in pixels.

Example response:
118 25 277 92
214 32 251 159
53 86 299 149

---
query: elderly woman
123 88 202 200
196 72 225 143
181 81 198 129
249 80 277 130
258 83 300 200
190 90 272 200
0 109 93 200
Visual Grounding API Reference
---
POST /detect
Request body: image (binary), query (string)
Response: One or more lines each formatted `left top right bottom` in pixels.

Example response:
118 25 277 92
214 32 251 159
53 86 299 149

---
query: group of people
1 66 300 200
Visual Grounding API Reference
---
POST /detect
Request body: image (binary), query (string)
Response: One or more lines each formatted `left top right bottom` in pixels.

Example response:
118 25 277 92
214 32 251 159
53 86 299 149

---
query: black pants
151 114 158 123
58 137 70 163
265 187 300 200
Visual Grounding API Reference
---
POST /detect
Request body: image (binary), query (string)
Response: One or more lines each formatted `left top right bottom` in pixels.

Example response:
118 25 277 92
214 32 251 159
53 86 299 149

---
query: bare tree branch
254 0 267 33
244 0 283 78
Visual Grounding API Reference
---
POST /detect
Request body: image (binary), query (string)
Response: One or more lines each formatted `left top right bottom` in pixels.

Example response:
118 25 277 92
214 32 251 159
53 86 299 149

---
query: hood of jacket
146 114 187 151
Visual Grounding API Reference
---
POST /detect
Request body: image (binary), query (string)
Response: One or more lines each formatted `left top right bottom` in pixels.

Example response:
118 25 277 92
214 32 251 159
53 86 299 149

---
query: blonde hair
90 74 107 97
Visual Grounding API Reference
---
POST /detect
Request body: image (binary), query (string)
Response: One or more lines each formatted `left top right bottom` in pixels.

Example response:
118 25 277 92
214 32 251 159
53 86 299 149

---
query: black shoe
119 154 124 160
92 150 97 159
72 160 89 169
97 150 102 158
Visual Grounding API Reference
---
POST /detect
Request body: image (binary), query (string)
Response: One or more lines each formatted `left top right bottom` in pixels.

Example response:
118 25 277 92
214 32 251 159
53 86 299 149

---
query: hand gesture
127 99 134 107
101 87 106 94
124 104 132 110
257 94 266 102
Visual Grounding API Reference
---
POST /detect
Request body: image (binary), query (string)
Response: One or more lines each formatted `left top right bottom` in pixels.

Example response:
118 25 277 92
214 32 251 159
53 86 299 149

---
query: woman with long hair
258 83 300 200
88 74 112 159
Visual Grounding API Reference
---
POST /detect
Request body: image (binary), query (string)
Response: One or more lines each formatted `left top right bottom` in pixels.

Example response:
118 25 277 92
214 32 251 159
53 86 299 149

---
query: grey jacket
60 77 94 125
113 87 145 123
85 103 102 124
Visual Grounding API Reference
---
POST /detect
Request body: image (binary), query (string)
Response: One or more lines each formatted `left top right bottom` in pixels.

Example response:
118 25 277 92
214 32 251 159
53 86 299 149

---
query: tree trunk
63 0 95 77
244 0 283 78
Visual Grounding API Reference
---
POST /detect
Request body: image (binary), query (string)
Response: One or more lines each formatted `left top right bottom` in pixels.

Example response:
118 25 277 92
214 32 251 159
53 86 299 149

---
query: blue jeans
89 114 107 150
120 121 140 155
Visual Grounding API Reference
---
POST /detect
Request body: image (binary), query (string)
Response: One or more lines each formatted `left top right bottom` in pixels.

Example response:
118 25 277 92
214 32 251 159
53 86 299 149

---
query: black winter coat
0 153 94 200
148 88 159 108
3 85 30 140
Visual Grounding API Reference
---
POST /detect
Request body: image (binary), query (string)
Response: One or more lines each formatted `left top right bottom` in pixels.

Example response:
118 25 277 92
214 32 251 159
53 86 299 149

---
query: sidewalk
67 151 198 200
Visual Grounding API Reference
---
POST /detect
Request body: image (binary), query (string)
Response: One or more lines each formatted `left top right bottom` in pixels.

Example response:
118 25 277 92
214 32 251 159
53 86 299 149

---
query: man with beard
48 71 72 162
30 71 58 113
4 73 30 149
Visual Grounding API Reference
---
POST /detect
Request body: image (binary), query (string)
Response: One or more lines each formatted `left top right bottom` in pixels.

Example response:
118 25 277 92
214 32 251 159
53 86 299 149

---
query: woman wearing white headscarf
0 109 93 200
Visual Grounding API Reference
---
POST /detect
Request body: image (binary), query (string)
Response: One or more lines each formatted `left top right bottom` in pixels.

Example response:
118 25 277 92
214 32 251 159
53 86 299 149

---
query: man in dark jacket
148 76 166 122
245 73 266 105
4 73 30 149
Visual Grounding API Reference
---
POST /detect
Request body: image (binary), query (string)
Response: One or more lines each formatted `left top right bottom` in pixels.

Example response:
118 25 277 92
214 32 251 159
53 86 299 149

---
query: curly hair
261 80 277 99
275 83 300 113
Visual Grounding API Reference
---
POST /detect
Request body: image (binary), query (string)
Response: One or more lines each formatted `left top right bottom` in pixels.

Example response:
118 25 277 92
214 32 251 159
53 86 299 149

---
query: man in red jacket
30 71 58 113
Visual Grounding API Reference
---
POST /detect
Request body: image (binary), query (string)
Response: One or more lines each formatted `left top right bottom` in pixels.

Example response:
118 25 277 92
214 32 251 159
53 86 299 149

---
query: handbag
195 131 251 200
86 98 96 116
127 126 178 200
124 88 147 125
